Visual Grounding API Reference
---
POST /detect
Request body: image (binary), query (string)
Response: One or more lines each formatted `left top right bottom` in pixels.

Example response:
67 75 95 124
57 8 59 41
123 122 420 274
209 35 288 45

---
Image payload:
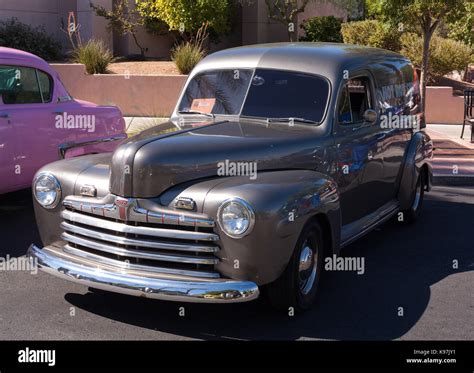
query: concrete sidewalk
427 124 474 186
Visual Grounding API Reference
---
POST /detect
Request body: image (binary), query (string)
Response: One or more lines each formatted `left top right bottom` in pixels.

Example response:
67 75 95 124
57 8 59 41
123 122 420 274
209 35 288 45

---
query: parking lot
0 186 472 341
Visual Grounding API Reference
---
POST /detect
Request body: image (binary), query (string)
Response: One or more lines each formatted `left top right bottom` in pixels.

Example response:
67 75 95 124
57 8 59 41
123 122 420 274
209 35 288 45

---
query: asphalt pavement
0 186 472 340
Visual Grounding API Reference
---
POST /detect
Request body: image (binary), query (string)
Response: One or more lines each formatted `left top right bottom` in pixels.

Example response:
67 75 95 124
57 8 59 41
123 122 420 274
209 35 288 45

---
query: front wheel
265 221 325 312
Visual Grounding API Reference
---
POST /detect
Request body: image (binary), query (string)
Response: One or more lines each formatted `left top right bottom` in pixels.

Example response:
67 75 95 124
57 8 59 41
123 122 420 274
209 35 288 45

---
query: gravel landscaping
108 61 181 75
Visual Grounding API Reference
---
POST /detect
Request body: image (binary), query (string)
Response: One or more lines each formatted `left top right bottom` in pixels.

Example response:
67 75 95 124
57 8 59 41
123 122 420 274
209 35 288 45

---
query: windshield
178 68 330 123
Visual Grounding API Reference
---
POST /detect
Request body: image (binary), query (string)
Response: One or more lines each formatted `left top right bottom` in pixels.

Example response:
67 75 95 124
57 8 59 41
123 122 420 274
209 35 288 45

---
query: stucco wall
77 0 113 52
425 87 464 125
52 64 187 117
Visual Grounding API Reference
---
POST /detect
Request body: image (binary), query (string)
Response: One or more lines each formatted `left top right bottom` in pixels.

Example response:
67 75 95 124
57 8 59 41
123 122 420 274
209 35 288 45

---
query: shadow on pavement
0 189 41 258
64 191 474 340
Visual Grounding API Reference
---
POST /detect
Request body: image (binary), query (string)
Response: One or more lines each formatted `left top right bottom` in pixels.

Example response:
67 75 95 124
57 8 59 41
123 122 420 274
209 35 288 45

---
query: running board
340 200 399 248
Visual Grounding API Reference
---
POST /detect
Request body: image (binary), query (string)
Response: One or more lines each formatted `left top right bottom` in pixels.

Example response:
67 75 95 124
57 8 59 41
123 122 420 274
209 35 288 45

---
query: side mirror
363 109 378 124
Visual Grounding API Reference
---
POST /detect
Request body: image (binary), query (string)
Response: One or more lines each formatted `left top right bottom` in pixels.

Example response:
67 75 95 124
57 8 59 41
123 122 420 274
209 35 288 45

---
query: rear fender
398 131 433 210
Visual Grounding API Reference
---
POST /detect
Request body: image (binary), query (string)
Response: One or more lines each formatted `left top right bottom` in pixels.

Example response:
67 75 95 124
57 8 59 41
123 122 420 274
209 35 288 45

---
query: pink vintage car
0 47 126 194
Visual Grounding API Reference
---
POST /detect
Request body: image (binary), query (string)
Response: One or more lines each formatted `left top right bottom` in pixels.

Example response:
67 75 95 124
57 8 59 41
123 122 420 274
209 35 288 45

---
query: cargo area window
338 77 372 124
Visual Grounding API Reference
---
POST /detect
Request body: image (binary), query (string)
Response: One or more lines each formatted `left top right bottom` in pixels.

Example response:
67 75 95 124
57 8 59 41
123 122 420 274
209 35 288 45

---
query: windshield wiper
267 117 319 125
178 110 215 118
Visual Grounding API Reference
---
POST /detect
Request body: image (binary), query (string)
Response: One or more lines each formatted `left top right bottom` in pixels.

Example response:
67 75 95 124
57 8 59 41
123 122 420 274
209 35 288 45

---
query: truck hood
110 119 327 198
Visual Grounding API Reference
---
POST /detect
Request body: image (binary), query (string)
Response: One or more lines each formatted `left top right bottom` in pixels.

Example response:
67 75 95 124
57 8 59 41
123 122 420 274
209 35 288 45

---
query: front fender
197 170 340 285
398 131 433 210
33 153 112 246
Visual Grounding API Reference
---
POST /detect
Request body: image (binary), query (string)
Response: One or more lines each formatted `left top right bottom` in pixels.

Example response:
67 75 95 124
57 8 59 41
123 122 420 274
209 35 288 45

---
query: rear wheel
265 221 325 312
401 170 425 224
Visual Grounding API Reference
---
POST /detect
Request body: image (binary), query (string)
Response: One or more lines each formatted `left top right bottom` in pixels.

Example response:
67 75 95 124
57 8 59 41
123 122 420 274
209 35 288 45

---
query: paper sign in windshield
191 98 216 113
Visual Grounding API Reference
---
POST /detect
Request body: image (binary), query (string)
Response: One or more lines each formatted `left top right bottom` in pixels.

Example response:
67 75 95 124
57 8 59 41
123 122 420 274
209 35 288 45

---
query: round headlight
217 198 255 238
34 172 61 209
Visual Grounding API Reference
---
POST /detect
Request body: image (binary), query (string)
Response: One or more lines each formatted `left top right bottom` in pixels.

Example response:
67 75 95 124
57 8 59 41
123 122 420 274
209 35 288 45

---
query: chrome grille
59 195 221 279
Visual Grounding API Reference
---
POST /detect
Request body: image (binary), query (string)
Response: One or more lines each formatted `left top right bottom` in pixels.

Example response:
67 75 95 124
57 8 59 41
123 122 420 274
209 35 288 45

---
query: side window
338 77 373 125
0 66 22 104
0 65 52 104
37 70 53 103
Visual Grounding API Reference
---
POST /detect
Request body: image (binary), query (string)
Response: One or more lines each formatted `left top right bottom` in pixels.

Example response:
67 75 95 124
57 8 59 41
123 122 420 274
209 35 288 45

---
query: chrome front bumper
27 244 259 303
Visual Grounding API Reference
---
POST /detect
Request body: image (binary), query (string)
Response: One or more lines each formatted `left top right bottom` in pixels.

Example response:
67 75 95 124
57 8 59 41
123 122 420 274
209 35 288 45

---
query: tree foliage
264 0 312 41
341 19 401 50
446 2 474 47
136 0 231 39
90 0 147 57
401 33 472 81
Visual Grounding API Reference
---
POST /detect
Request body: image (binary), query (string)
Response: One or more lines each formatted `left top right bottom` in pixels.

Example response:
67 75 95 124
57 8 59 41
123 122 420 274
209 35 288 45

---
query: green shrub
300 16 343 42
400 33 473 81
71 39 114 74
0 18 62 61
341 20 401 51
171 23 208 75
171 42 205 74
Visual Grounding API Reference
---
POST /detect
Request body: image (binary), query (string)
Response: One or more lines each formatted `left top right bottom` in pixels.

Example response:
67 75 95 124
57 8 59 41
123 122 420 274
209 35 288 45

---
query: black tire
401 170 425 224
265 220 325 312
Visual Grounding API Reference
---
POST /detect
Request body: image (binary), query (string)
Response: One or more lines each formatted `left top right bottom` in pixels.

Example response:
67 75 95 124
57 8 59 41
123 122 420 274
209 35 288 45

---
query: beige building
0 0 348 59
0 0 112 51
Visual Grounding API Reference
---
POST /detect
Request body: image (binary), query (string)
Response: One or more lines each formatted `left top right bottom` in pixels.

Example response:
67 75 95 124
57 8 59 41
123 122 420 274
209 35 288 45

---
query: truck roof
195 42 408 80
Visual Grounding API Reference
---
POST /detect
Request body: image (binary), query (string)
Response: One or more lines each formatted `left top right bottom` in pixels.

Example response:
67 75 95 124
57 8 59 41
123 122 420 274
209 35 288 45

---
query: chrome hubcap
298 240 318 295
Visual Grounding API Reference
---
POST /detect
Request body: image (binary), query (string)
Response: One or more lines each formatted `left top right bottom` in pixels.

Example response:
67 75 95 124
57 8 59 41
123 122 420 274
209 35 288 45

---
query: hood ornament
115 197 133 220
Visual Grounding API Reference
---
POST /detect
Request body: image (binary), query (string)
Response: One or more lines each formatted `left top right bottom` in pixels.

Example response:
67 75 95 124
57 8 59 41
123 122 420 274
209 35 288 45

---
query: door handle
0 112 10 119
367 150 374 160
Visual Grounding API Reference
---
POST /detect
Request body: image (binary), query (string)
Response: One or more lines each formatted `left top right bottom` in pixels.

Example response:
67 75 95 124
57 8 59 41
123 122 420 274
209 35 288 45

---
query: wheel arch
398 131 433 209
305 212 336 258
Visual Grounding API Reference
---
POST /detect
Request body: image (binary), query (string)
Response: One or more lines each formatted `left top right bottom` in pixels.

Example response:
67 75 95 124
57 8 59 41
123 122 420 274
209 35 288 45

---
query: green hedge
0 18 62 61
300 16 343 43
341 20 401 52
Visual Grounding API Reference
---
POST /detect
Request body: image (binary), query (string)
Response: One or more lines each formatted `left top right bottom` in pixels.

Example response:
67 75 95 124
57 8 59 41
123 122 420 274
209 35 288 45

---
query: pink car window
37 70 53 103
0 65 42 104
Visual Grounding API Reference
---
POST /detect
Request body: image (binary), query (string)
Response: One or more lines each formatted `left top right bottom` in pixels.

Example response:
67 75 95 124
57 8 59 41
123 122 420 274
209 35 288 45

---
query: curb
433 175 474 187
